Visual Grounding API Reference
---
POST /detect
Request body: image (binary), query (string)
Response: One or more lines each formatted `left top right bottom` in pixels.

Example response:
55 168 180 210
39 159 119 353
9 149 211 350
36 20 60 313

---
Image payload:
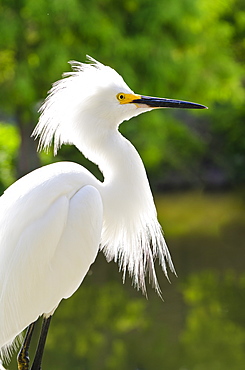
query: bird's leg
17 321 36 370
30 316 52 370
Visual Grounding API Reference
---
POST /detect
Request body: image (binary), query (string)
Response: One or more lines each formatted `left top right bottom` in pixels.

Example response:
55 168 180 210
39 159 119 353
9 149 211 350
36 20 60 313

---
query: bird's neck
77 129 149 187
99 131 146 184
75 128 156 219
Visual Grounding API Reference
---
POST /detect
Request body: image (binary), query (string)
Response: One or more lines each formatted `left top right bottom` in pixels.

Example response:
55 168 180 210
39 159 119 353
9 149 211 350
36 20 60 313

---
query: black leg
30 316 52 370
17 321 37 370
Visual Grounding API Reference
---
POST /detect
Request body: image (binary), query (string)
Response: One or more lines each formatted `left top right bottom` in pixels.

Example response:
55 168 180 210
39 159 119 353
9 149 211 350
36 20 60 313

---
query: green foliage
209 104 245 185
0 122 19 193
0 0 244 184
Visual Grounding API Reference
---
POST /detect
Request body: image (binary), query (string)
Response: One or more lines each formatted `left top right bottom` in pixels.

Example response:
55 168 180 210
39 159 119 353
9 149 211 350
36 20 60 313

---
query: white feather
0 56 176 363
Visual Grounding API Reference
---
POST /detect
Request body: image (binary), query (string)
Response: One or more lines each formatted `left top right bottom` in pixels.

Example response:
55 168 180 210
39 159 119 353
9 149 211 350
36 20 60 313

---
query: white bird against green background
0 56 207 370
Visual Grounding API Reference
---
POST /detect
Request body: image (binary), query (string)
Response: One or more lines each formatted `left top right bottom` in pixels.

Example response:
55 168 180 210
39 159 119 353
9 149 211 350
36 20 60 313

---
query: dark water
7 192 245 370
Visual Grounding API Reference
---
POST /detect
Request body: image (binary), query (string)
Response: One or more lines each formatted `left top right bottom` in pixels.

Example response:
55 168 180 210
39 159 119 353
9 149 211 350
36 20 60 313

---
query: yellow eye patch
116 93 141 104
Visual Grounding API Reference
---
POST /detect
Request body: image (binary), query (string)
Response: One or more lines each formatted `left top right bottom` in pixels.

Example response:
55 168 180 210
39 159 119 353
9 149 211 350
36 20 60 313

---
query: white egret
0 56 207 370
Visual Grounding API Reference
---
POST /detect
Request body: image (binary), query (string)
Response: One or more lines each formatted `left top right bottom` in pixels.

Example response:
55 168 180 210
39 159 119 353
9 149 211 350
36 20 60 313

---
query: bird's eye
117 93 126 102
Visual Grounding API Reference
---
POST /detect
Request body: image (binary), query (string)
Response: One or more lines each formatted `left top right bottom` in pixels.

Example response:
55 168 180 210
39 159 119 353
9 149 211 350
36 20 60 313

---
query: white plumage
0 56 206 366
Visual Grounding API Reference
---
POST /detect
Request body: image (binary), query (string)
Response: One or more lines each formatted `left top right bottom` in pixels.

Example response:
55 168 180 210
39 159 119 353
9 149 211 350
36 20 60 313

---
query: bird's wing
0 166 103 352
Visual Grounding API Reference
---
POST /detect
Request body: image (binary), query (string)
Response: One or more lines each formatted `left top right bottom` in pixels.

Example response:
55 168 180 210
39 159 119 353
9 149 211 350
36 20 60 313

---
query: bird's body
0 57 206 368
0 162 102 349
0 138 167 351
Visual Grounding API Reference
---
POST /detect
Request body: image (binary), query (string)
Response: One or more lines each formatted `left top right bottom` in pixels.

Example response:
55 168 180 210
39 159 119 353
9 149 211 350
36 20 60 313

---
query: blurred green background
0 0 244 369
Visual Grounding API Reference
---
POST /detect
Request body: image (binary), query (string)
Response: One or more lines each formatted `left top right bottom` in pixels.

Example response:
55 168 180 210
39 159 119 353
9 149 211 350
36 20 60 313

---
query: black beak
132 95 208 110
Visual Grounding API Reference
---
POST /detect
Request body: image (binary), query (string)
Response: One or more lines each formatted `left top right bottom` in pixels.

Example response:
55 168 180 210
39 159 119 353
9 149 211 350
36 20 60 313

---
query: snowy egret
0 56 207 369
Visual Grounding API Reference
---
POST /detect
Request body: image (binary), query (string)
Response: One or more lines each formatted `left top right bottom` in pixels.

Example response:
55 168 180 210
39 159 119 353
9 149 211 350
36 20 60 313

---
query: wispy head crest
32 56 102 154
32 56 129 154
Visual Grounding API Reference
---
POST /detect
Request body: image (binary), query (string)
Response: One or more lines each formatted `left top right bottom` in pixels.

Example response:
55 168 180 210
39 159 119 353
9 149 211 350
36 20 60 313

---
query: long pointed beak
132 95 208 110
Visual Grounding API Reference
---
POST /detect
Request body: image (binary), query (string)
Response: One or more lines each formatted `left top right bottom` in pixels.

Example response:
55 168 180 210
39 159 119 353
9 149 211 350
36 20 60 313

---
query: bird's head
33 56 207 154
